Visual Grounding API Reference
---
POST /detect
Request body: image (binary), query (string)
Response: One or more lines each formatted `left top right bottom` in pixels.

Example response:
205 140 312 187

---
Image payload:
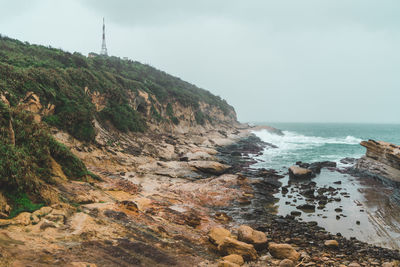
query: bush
99 102 146 132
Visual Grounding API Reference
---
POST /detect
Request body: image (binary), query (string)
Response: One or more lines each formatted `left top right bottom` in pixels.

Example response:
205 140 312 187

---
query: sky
0 0 399 123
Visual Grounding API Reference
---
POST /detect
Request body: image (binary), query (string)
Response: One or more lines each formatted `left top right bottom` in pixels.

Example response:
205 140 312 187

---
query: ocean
250 122 400 249
252 123 400 171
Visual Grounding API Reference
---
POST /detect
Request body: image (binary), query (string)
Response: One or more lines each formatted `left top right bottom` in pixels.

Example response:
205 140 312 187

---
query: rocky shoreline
212 134 400 266
0 125 399 266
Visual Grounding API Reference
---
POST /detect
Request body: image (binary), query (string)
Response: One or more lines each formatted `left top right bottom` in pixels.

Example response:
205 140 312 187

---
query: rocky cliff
355 140 400 183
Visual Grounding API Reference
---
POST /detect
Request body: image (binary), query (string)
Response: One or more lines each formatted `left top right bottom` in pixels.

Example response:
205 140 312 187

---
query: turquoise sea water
251 123 400 249
252 123 400 171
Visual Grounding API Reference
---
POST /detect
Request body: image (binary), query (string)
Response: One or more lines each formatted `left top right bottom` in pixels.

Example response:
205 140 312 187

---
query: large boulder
288 166 315 179
268 243 300 262
222 254 244 266
218 237 258 261
190 161 231 175
209 227 233 246
355 140 400 183
237 225 267 250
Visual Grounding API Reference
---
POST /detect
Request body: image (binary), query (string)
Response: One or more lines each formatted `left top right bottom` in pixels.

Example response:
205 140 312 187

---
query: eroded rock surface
355 140 400 182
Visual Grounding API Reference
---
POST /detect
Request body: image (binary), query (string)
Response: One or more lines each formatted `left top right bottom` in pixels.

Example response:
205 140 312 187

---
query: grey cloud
0 0 399 123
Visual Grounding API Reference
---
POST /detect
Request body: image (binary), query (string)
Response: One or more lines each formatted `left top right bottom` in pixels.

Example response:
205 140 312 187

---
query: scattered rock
279 259 295 267
268 243 300 262
324 240 339 248
288 166 315 179
190 161 231 175
222 254 244 266
218 261 240 267
218 237 258 261
237 225 267 249
296 204 316 212
209 227 233 246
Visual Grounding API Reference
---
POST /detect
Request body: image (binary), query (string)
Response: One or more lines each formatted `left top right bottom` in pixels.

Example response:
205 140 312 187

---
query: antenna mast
100 17 108 56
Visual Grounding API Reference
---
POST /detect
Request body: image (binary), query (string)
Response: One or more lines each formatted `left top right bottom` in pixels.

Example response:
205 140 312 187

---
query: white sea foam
251 129 363 167
253 129 362 150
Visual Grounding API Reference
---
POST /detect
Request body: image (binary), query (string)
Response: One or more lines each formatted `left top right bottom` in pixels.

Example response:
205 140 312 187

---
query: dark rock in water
256 168 285 179
333 180 342 185
356 220 360 225
291 211 302 216
301 189 315 199
335 208 343 212
296 204 316 212
230 151 241 156
288 166 315 180
340 157 357 165
281 187 289 194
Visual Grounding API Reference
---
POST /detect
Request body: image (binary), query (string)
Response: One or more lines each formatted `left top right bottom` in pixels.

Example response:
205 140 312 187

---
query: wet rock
301 189 315 198
281 187 289 194
290 211 301 216
340 157 357 164
279 259 295 267
222 254 244 266
214 212 232 223
296 204 315 212
334 208 343 212
289 166 315 179
333 180 342 184
209 227 233 246
218 237 258 261
237 225 267 249
324 240 339 248
268 243 300 262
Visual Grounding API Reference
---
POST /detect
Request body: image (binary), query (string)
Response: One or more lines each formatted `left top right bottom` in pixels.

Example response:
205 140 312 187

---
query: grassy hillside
0 34 235 217
0 35 234 142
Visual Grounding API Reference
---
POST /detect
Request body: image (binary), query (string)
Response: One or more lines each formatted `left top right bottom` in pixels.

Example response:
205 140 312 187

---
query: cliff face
355 140 400 183
0 35 239 220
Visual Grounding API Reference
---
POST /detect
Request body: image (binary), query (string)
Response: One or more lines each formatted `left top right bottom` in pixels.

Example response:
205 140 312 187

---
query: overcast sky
1 0 399 123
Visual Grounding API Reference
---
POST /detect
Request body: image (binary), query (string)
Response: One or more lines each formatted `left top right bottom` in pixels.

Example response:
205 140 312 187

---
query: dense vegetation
0 35 233 142
0 102 93 216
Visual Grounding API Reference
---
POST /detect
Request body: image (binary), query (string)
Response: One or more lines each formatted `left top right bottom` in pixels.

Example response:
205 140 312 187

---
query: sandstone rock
218 237 258 261
218 261 240 267
382 262 395 267
208 227 232 246
190 161 231 175
279 259 295 267
118 200 139 212
288 166 315 179
237 225 267 249
40 220 58 230
68 262 97 267
348 263 361 267
268 243 300 262
14 212 32 225
324 239 339 248
355 140 400 182
222 254 244 266
32 206 53 218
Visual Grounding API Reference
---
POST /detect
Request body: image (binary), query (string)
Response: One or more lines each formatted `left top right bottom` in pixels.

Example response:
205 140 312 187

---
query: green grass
5 191 44 218
0 34 234 142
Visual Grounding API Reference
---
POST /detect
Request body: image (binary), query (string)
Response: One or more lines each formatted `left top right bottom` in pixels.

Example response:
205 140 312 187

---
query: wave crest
253 129 362 150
